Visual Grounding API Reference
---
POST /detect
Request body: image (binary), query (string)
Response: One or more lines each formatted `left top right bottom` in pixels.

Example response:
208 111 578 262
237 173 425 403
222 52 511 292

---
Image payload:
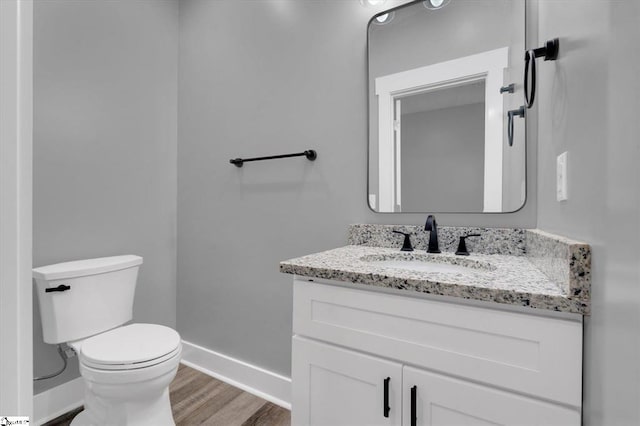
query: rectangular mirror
368 0 526 213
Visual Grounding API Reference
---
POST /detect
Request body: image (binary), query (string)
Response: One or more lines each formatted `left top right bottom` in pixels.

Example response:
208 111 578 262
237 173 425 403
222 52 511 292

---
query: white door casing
375 47 509 212
0 0 33 418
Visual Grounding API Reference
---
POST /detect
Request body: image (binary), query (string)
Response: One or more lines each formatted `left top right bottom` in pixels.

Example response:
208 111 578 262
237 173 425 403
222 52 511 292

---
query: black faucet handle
455 234 481 256
392 230 414 252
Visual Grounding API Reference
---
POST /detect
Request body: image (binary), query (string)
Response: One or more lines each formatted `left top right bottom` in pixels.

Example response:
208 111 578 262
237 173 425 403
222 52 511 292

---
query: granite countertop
280 226 591 315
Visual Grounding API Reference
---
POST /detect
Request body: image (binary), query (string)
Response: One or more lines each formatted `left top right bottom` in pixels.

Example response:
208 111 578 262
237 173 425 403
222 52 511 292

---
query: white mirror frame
375 47 509 213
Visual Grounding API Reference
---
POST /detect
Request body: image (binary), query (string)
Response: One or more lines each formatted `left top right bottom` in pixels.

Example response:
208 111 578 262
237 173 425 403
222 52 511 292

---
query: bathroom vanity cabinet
291 278 583 426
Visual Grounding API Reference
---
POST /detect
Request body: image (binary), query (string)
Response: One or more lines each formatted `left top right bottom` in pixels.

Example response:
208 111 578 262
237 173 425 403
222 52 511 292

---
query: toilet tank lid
33 255 143 281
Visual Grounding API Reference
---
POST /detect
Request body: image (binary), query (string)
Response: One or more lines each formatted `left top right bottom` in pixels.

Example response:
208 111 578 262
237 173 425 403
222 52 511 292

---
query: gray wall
177 0 535 379
33 0 178 394
534 1 640 424
401 104 485 212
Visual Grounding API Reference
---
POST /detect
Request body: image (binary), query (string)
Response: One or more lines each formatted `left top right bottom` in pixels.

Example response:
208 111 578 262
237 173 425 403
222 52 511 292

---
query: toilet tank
33 255 143 344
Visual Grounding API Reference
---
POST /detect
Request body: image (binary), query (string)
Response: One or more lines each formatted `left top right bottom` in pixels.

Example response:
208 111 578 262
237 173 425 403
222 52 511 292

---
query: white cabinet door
402 366 580 426
292 336 402 426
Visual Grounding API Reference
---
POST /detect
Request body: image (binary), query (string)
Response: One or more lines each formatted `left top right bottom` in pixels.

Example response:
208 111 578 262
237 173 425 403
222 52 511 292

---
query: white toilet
33 255 182 426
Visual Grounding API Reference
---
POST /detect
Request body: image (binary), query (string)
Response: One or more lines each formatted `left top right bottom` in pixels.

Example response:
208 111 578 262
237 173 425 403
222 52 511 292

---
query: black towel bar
229 150 317 167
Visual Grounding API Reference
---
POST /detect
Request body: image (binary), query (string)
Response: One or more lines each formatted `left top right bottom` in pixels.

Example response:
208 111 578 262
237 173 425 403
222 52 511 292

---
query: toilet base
70 387 175 426
71 353 180 426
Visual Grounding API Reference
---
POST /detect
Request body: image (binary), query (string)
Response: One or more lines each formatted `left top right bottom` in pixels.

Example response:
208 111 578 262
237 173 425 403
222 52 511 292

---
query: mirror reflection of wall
368 0 526 214
400 82 485 212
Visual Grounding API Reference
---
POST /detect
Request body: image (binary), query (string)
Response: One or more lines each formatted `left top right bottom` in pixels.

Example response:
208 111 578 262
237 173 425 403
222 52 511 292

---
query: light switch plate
557 151 568 201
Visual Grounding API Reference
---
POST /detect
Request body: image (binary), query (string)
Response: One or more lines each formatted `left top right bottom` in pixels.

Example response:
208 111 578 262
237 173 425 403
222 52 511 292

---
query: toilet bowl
70 323 182 426
33 256 181 426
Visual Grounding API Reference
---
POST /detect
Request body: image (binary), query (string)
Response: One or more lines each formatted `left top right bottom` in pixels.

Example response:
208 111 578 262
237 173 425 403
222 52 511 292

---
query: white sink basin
359 254 494 275
371 260 478 274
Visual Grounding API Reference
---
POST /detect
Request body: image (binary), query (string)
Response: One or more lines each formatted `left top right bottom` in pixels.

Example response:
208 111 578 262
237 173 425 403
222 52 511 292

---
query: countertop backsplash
348 224 526 256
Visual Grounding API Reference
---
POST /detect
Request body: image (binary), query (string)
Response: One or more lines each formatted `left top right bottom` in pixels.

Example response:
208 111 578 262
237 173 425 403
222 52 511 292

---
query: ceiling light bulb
423 0 451 10
360 0 387 7
372 11 394 25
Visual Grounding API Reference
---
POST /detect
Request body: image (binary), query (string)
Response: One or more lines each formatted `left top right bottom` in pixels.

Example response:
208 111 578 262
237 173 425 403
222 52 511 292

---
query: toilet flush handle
45 284 71 293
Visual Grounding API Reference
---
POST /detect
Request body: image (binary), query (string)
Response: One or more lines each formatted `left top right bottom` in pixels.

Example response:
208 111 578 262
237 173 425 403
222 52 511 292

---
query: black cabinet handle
45 284 71 293
383 377 390 418
411 385 417 426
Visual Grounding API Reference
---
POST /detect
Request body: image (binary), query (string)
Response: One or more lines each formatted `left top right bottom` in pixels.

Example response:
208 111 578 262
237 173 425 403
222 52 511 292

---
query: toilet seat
75 323 181 371
82 345 181 371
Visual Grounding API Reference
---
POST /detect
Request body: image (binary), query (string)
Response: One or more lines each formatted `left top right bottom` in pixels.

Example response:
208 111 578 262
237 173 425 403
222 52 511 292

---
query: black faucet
424 215 441 253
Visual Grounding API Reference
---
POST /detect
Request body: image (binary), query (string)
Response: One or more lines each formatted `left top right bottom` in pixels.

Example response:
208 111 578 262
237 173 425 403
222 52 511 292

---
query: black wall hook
500 83 515 94
524 38 560 109
530 38 560 62
507 106 526 147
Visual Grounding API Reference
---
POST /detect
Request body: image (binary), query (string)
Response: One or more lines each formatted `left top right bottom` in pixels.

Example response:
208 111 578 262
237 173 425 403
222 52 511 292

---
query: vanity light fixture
423 0 451 10
360 0 392 24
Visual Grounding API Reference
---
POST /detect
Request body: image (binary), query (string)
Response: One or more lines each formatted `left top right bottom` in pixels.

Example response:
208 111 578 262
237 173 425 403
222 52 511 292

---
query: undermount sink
370 260 478 274
360 254 494 274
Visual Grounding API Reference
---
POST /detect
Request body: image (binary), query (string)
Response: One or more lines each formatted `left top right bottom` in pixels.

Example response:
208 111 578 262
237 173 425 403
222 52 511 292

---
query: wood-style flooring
43 364 291 426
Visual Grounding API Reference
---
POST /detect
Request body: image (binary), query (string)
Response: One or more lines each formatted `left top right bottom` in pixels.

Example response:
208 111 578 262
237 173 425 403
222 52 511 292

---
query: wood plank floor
43 364 291 426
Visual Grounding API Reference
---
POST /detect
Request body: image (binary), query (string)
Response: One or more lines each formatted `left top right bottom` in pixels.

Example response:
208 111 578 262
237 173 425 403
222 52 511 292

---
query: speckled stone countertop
280 225 591 315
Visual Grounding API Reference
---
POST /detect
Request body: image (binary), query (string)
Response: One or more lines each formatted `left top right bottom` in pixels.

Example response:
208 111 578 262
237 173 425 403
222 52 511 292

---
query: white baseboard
180 340 291 410
33 377 84 426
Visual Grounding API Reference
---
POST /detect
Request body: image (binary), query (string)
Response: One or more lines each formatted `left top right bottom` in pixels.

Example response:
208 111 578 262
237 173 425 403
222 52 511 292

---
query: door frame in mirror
374 47 509 213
